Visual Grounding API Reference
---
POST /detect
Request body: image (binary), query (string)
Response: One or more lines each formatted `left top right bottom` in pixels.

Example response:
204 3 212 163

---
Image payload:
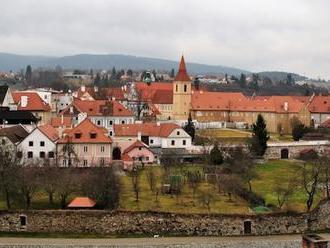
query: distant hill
0 53 249 76
255 71 308 82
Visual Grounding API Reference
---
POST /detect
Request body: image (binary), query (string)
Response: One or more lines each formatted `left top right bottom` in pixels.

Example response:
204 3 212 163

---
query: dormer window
90 133 97 139
75 133 81 139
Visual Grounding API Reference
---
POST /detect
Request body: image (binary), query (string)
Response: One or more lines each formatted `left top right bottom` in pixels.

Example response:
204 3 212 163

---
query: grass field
0 160 322 214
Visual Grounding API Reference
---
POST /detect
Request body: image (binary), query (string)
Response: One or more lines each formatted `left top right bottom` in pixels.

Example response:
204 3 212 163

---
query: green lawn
0 160 324 214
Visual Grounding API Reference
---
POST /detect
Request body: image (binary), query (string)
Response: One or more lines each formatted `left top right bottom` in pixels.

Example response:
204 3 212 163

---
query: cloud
0 0 329 79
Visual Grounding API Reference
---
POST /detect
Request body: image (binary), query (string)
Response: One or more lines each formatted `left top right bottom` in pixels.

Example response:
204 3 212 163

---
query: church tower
172 56 192 121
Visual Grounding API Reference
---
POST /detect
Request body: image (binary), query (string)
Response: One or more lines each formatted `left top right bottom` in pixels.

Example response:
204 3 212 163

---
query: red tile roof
174 56 191 82
58 118 112 144
320 119 330 128
76 87 126 101
309 96 330 113
12 92 51 111
123 140 150 154
50 116 72 128
38 124 59 142
68 197 96 208
114 123 181 137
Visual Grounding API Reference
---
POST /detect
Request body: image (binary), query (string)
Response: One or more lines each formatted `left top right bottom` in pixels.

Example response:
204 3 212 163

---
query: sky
1 0 330 79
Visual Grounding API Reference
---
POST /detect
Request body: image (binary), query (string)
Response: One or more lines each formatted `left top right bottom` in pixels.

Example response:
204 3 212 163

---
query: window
90 133 97 139
20 215 27 227
121 120 125 124
83 160 88 166
139 147 142 150
177 131 180 135
40 141 45 147
176 84 178 92
101 146 105 152
29 141 33 147
48 151 54 158
109 131 113 136
184 84 187 92
100 158 105 165
183 140 186 146
39 151 45 158
16 151 23 158
27 151 33 158
171 140 175 146
146 157 149 161
97 120 101 126
75 133 81 139
150 139 154 144
109 120 113 125
1 139 5 145
83 146 88 152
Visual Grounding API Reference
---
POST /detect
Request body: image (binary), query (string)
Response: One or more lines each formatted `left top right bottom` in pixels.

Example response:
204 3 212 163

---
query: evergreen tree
183 113 195 141
286 73 294 86
110 67 117 80
250 114 269 156
194 77 200 90
127 69 133 78
239 73 247 88
209 142 223 165
94 73 101 86
170 68 175 78
291 117 307 141
25 65 32 84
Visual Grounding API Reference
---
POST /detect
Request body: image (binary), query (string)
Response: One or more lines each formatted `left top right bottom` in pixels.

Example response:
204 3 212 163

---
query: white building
17 124 59 163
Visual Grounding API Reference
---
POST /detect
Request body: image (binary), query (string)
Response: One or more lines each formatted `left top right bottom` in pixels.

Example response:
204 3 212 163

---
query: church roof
174 56 191 82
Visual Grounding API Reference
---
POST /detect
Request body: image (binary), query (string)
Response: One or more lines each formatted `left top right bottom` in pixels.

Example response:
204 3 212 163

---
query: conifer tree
250 114 269 156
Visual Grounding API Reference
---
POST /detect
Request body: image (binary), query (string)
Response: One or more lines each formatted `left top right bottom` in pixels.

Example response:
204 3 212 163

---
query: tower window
184 84 187 92
176 84 178 92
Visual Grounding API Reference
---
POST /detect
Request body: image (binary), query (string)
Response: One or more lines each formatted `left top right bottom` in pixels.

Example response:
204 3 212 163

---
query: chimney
21 96 28 108
94 86 98 92
69 106 73 113
156 122 160 126
284 102 289 112
81 85 85 92
137 131 142 141
61 115 64 125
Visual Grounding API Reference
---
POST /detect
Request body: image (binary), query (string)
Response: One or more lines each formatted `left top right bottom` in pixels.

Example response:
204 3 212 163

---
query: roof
309 96 330 113
50 116 72 128
0 110 38 124
123 140 150 154
320 119 330 128
114 123 181 138
191 92 307 113
68 197 96 208
174 56 191 82
76 87 126 101
0 85 9 104
58 118 112 144
0 125 29 144
38 124 59 142
12 92 51 111
68 99 134 117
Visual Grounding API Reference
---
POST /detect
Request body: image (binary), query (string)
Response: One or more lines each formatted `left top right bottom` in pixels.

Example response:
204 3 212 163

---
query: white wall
162 128 192 148
17 128 56 162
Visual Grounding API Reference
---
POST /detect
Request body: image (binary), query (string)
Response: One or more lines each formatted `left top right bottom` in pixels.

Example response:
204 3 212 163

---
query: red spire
174 55 191 81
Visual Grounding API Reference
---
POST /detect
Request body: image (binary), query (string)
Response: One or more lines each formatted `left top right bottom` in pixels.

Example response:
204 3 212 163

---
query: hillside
0 53 249 75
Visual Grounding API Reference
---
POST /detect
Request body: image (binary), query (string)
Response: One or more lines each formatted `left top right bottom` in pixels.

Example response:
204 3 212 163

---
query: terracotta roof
320 119 330 128
12 92 51 111
123 140 150 154
50 116 72 128
68 197 96 208
121 153 133 162
135 82 173 91
38 124 59 142
101 100 134 116
174 56 191 82
76 87 126 101
309 96 330 113
114 123 181 137
0 125 29 144
58 118 112 144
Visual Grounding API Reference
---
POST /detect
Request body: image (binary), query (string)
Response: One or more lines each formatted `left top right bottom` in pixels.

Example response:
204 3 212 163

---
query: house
61 98 134 135
0 125 29 152
12 91 52 124
121 140 155 169
113 122 192 149
57 118 112 167
0 110 38 131
309 95 330 127
0 85 16 110
17 124 59 163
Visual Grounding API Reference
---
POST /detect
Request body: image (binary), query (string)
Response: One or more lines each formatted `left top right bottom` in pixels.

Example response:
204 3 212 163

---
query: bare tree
129 167 141 203
17 162 41 209
274 180 297 209
301 162 320 212
0 144 21 209
319 156 330 199
146 167 157 192
187 171 202 200
40 159 61 206
56 168 78 209
198 189 214 213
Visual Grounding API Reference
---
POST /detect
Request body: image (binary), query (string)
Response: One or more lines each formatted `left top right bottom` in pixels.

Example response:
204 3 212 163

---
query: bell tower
172 55 192 120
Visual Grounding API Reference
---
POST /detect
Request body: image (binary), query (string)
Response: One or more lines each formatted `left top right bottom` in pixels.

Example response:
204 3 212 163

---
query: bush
237 188 265 207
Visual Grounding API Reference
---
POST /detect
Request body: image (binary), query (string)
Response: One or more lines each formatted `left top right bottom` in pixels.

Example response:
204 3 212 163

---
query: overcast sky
1 0 329 79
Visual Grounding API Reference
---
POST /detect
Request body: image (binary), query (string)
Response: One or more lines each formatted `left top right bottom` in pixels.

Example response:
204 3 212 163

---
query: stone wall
0 200 329 236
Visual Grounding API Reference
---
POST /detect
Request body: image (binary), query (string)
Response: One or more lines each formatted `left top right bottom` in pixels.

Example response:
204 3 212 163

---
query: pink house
121 140 155 169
